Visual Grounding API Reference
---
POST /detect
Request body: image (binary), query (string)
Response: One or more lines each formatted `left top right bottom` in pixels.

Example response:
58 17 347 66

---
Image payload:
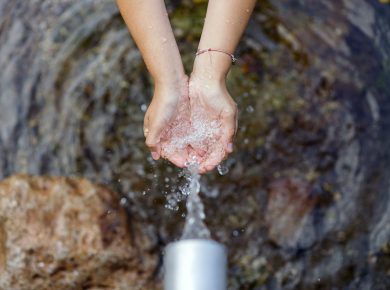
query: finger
200 144 225 173
194 145 207 158
169 153 188 168
223 131 234 153
144 127 149 138
226 142 234 153
143 113 150 138
145 126 163 160
161 144 188 168
188 143 207 162
221 108 237 153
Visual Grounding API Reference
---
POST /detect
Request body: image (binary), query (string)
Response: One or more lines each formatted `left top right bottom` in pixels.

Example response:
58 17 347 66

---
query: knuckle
222 108 235 117
145 139 156 148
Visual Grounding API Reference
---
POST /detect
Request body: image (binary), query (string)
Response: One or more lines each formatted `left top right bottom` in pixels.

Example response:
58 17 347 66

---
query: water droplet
205 187 219 198
119 197 127 206
232 230 239 237
217 164 229 175
246 105 254 113
140 104 147 112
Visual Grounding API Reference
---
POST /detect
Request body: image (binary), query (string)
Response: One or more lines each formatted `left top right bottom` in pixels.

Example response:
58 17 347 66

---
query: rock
265 177 316 249
0 175 158 290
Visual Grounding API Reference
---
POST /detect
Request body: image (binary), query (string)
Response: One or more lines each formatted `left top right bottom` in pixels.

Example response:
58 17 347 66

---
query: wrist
192 51 231 83
153 69 187 87
189 72 229 99
153 74 188 100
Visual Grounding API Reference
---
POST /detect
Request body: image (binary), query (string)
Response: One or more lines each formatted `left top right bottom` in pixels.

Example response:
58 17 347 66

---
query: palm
159 95 192 167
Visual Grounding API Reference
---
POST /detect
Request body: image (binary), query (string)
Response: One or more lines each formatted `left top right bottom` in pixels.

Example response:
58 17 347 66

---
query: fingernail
227 143 233 153
151 152 159 160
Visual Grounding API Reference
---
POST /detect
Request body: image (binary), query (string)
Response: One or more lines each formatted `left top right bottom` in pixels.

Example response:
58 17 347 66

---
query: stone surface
265 177 316 249
0 175 158 290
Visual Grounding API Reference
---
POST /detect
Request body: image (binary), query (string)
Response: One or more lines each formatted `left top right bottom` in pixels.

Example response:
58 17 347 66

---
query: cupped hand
144 73 237 173
188 74 237 173
143 75 191 168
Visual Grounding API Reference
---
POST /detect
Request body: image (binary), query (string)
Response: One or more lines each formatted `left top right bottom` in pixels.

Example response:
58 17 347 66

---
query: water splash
217 164 229 176
181 163 211 240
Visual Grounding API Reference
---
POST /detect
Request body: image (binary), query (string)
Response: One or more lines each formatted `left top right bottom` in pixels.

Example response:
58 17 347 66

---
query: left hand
188 74 237 173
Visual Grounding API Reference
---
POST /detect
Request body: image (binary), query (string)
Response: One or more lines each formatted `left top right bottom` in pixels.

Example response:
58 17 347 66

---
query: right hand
143 75 190 168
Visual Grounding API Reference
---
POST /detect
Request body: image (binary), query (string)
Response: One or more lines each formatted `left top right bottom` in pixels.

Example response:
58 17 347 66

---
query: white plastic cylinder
164 239 227 290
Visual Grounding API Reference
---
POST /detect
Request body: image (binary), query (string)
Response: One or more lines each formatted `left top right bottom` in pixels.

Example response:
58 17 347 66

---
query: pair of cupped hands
143 71 237 174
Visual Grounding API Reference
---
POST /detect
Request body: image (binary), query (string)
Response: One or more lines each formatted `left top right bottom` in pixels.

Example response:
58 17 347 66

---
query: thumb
145 119 166 160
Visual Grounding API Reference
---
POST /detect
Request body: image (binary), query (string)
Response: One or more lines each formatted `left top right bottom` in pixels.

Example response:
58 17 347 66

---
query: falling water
180 163 210 240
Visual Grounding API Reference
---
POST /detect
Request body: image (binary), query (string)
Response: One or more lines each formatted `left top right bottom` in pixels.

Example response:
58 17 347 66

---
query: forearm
193 0 256 80
116 0 185 86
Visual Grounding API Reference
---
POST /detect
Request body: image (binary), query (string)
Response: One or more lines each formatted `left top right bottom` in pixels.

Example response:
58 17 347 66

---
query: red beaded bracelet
196 48 237 64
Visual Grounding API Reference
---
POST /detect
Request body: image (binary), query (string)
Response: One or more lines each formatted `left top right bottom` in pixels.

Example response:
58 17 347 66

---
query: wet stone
0 175 159 290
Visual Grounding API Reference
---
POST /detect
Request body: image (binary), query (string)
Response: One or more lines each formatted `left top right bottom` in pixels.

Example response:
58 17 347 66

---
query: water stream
180 163 211 240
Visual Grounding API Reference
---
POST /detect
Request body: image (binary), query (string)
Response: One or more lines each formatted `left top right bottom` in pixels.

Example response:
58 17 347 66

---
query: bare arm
190 0 256 173
116 0 188 162
116 0 185 85
193 0 256 79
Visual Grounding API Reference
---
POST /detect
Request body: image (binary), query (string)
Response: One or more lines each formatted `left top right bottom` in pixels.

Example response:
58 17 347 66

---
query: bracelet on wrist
196 48 237 64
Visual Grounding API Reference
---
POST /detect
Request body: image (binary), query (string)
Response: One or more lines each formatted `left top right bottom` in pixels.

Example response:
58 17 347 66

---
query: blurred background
0 0 390 289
